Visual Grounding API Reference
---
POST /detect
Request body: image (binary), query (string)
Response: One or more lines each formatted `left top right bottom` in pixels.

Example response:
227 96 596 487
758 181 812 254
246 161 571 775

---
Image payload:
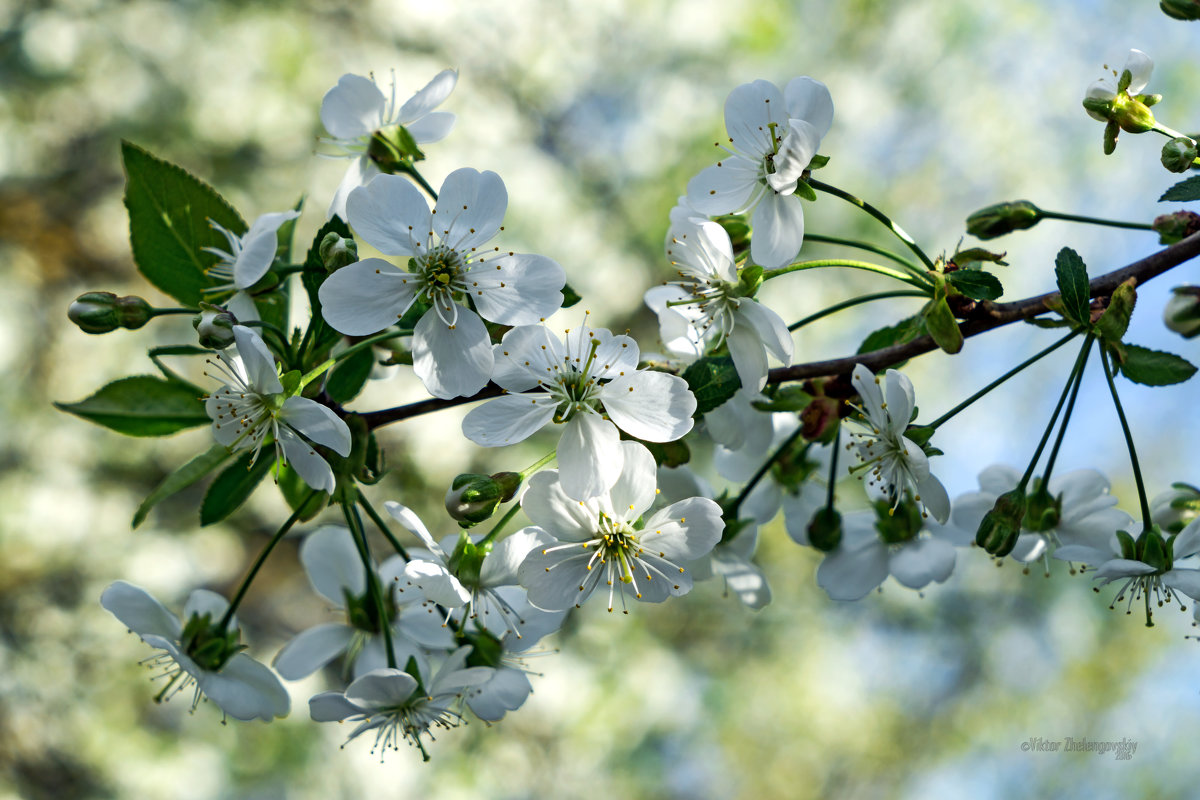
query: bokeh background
3 1 1200 797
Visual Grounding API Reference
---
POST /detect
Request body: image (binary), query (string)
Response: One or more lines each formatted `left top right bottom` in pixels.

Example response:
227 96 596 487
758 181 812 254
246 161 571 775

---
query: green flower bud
1164 286 1200 338
445 471 521 528
193 303 237 349
1154 211 1200 245
1161 0 1200 20
319 232 359 271
975 487 1026 557
807 507 842 552
68 292 154 334
1161 137 1198 173
965 201 1042 240
1152 483 1200 533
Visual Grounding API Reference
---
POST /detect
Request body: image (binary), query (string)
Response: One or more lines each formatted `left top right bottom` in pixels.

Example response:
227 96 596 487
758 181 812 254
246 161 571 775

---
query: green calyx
462 628 505 669
448 532 492 589
367 125 425 171
807 507 843 552
975 486 1027 557
343 584 395 635
1022 477 1061 533
1118 525 1172 572
181 611 245 671
769 439 818 493
873 498 923 545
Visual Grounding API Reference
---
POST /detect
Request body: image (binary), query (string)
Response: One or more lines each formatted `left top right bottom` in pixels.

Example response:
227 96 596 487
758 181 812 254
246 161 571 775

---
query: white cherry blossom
517 442 723 612
321 69 457 219
461 320 696 499
318 169 565 399
1085 49 1154 122
101 581 289 721
645 219 792 390
846 364 950 524
202 209 299 321
686 76 833 268
204 326 351 493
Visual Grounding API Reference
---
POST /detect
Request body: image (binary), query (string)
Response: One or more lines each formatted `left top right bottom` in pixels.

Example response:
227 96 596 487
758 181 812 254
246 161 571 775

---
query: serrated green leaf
681 357 742 416
200 451 276 526
947 269 1004 301
326 346 375 404
55 375 209 437
1160 175 1200 202
122 141 245 307
1054 247 1090 325
857 315 923 355
1118 344 1197 386
133 445 231 528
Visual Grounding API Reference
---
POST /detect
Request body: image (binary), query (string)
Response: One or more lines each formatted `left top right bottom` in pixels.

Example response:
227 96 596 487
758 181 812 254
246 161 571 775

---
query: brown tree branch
767 230 1200 383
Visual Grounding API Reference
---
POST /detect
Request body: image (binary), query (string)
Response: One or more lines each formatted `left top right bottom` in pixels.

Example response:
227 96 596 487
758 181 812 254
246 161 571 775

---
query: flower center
416 245 467 298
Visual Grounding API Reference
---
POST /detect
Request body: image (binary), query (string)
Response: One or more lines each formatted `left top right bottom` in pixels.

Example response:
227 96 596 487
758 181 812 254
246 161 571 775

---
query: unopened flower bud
444 471 521 528
807 507 842 552
1153 211 1200 245
1161 137 1198 173
965 201 1042 240
1164 286 1200 338
1152 483 1200 533
68 291 153 334
975 487 1026 557
1161 0 1200 20
319 232 358 271
193 303 237 349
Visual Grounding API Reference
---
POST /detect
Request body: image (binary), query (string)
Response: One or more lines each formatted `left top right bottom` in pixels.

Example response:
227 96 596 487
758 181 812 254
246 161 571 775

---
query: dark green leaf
200 451 276 526
752 385 813 412
947 270 1004 301
1160 175 1200 202
1054 247 1090 325
561 283 582 309
122 141 245 307
326 346 375 404
55 375 209 437
857 315 923 354
1118 344 1197 386
681 357 742 416
132 445 231 528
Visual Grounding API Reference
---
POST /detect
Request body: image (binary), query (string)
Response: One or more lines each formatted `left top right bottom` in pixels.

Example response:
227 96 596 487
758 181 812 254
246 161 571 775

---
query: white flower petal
735 299 794 363
521 472 600 543
200 652 290 721
279 396 351 456
384 501 444 556
406 110 456 143
432 168 506 252
309 691 363 722
480 527 552 588
412 305 493 399
601 371 696 442
100 581 181 640
1123 49 1154 95
641 497 724 562
397 69 458 123
300 525 366 604
462 393 557 447
888 537 956 589
404 559 471 607
183 589 230 622
750 191 805 269
277 426 335 493
231 326 283 394
318 258 418 336
915 470 951 524
347 174 430 256
518 546 598 610
469 253 565 325
882 370 915 435
817 538 888 601
327 156 379 222
686 159 759 216
784 76 835 139
321 73 385 140
466 667 532 721
766 118 820 191
1162 568 1200 600
273 623 355 680
603 441 659 521
491 325 564 392
1093 558 1158 583
724 79 787 155
345 668 418 710
556 414 623 500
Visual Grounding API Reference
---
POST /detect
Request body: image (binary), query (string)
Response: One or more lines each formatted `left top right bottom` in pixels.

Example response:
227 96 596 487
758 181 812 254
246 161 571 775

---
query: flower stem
788 290 930 332
520 450 557 479
147 307 197 318
825 428 840 511
1038 209 1154 232
357 493 410 561
481 502 523 546
1018 335 1094 489
762 258 931 289
802 233 924 274
401 164 439 200
806 178 937 271
1041 347 1089 483
342 498 397 669
218 492 316 631
331 329 412 364
1100 347 1153 529
730 425 807 520
926 330 1080 430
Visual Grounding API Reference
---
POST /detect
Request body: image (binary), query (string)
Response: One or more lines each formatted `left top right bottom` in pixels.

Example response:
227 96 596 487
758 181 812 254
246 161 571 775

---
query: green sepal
279 370 302 397
681 357 742 416
735 265 764 297
807 154 830 170
463 628 504 669
121 141 246 307
794 179 817 202
200 451 276 526
1139 528 1170 572
1096 279 1136 343
1053 247 1091 326
448 534 491 589
55 375 210 437
132 445 232 528
952 248 1009 268
1116 529 1137 560
874 498 924 545
903 425 935 448
1115 344 1197 385
181 611 244 671
974 487 1026 557
1160 175 1200 202
561 283 582 309
922 292 963 354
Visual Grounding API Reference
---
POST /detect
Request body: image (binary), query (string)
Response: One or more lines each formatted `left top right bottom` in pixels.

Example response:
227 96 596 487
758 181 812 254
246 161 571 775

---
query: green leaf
55 375 209 437
200 451 276 526
1096 279 1137 343
1117 344 1197 386
122 141 245 307
132 445 231 528
681 357 742 416
326 346 375 404
1160 175 1200 202
561 283 582 309
1053 247 1090 325
857 315 923 355
752 385 813 412
640 438 691 469
947 269 1004 301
